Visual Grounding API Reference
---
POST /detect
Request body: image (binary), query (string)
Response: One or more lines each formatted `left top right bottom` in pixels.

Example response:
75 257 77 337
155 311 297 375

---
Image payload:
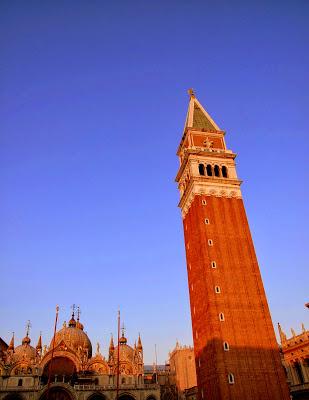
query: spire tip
188 88 195 98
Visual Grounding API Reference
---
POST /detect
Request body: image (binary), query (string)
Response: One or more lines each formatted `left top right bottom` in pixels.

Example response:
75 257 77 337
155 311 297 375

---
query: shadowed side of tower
175 90 290 400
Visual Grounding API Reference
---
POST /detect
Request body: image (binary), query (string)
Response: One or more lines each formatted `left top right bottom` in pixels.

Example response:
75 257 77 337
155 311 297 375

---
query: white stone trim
180 180 242 219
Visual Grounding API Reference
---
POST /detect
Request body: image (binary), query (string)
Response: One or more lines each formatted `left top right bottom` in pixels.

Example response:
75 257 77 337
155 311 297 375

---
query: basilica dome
50 314 92 358
14 335 36 362
114 334 134 361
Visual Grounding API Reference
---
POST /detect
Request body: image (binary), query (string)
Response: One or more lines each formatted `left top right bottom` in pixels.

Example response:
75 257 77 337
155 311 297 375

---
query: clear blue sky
0 1 308 364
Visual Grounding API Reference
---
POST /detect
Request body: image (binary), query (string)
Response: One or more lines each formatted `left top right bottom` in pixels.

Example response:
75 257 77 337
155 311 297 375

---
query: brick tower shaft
175 90 290 400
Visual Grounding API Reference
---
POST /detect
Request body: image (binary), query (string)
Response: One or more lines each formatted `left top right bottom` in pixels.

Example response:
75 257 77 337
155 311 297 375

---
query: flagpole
116 310 120 400
46 305 59 400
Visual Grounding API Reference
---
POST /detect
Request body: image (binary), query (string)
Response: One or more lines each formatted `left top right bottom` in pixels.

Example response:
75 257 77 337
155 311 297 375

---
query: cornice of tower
179 177 242 219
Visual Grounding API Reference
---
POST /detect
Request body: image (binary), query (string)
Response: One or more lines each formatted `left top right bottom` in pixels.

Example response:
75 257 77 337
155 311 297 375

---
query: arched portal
39 386 74 400
41 356 77 385
119 394 135 400
88 394 106 400
3 394 24 400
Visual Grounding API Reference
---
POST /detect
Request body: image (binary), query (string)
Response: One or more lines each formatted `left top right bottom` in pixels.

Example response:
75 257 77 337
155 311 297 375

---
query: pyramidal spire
36 332 42 351
137 333 143 350
185 88 220 131
8 332 15 351
109 334 114 350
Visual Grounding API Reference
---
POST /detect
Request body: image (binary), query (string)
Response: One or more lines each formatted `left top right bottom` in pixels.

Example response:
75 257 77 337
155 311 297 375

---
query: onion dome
22 335 31 345
119 333 127 345
50 313 92 358
68 312 77 328
114 341 134 362
14 335 36 362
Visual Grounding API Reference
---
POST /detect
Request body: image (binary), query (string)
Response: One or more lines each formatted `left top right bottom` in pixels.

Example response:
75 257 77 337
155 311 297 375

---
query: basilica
0 310 160 400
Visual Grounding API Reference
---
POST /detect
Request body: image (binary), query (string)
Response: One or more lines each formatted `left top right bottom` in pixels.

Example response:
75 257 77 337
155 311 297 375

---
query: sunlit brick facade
175 90 290 400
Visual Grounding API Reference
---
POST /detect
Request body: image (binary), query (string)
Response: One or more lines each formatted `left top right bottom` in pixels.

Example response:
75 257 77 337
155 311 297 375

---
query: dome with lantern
13 334 37 363
50 311 92 358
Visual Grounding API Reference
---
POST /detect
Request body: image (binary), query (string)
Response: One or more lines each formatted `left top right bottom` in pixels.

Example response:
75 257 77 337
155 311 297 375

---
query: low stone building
0 312 159 400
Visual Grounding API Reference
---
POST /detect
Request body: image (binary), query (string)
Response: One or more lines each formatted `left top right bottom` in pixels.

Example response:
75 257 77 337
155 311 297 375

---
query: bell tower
175 90 290 400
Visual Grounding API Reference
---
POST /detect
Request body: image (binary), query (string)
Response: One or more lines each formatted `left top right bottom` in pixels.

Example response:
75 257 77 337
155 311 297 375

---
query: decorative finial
137 332 143 350
188 88 195 98
301 323 306 333
8 332 15 351
26 320 32 337
77 306 81 321
71 304 76 318
121 322 125 337
36 332 42 351
96 342 100 355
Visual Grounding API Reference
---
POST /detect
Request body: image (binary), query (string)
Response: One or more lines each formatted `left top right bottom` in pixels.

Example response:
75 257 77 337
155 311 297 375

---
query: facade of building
168 342 196 398
0 312 159 400
175 90 290 399
279 323 309 399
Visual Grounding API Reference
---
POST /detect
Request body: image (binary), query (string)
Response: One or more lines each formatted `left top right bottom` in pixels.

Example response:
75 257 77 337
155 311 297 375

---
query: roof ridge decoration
184 89 220 132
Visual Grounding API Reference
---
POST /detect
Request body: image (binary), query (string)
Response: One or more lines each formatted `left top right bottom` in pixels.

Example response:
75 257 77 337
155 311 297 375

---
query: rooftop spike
278 323 287 343
8 332 14 351
36 332 42 350
137 333 143 350
109 334 115 350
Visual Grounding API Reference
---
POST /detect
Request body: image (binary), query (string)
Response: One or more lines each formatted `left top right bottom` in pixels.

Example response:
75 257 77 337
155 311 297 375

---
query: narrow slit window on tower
208 239 213 246
215 286 221 294
228 373 235 384
222 166 228 178
195 330 198 339
214 165 220 177
204 218 210 225
202 199 207 205
219 313 225 321
211 261 217 268
198 164 205 176
198 358 201 367
206 164 213 176
223 342 230 351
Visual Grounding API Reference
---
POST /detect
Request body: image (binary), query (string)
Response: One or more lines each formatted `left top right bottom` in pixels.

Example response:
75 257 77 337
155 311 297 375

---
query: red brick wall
183 195 290 400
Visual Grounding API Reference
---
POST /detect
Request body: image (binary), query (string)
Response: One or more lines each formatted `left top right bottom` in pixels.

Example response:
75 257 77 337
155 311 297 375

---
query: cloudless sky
0 0 308 364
